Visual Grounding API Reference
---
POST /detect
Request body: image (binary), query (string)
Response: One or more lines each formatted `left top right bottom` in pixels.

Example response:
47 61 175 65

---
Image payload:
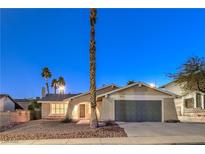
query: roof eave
64 84 118 101
97 82 178 99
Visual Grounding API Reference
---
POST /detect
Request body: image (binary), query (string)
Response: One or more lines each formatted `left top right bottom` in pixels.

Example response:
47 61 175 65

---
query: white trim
161 99 164 122
38 100 68 104
194 93 197 108
202 95 205 109
110 95 172 100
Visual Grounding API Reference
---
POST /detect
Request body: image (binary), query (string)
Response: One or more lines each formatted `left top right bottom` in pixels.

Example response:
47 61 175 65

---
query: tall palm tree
51 79 58 94
58 76 66 94
89 8 98 128
41 67 52 94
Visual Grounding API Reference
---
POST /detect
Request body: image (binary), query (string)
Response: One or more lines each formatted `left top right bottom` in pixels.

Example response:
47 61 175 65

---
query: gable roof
0 94 24 109
65 84 118 101
38 94 79 101
0 94 7 99
160 80 177 88
97 82 179 99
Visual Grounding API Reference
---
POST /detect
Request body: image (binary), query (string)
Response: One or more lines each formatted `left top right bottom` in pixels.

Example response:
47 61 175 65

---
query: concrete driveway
117 122 205 137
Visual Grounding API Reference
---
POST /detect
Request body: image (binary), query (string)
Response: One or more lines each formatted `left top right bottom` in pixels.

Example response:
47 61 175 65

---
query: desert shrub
165 119 180 123
61 117 72 123
105 120 116 126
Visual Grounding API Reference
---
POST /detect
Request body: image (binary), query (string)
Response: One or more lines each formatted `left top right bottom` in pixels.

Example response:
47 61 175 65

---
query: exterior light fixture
59 86 65 94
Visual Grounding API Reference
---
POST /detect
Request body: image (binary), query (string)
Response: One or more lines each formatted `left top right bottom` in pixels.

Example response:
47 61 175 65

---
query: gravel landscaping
0 120 127 141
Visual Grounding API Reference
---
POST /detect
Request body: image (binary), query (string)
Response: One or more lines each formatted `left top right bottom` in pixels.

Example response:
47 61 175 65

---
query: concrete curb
1 136 205 145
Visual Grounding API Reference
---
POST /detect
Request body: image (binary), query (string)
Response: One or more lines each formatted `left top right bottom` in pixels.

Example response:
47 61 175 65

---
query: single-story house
0 94 23 112
65 82 178 122
38 93 79 119
38 83 178 122
161 81 205 117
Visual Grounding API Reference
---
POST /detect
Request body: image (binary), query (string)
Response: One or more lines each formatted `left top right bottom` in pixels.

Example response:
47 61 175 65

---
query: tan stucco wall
41 103 50 119
68 101 101 120
163 98 178 121
67 85 117 120
174 98 183 116
101 97 114 121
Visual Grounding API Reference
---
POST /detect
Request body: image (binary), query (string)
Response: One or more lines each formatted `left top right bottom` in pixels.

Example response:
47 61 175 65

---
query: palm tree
41 67 52 94
58 76 66 94
89 8 98 128
51 79 58 94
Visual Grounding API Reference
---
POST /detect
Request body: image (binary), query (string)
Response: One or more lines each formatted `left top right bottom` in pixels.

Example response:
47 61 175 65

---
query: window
184 98 194 108
196 93 202 108
51 103 68 114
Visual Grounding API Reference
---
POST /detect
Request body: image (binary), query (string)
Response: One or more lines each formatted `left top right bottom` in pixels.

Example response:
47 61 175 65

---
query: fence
0 110 30 127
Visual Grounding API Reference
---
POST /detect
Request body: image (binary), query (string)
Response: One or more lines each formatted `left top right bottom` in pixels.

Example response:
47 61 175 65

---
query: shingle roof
15 102 30 110
65 84 118 101
14 99 31 102
39 94 79 101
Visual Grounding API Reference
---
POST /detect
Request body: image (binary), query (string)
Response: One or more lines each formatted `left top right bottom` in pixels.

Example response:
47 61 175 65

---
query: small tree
28 100 41 120
28 101 41 110
169 56 205 93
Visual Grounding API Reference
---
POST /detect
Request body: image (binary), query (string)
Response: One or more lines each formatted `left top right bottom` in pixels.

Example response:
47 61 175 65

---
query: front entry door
79 104 85 118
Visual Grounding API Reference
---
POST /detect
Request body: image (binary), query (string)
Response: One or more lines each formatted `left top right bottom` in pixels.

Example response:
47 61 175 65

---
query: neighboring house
39 83 178 122
38 94 79 119
0 94 23 112
161 81 205 121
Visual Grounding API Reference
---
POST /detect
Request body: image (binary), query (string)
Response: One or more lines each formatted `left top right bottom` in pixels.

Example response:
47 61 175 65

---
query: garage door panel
115 100 162 122
115 101 126 121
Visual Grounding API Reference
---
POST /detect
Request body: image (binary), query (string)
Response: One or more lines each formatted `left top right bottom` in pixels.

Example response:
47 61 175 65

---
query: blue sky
1 9 205 98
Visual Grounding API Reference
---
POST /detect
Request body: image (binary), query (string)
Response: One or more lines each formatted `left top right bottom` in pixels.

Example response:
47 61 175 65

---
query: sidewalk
1 136 205 145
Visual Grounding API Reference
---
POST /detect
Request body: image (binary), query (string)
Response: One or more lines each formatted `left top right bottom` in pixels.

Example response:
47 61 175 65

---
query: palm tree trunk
89 8 98 128
46 80 49 94
54 87 56 94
